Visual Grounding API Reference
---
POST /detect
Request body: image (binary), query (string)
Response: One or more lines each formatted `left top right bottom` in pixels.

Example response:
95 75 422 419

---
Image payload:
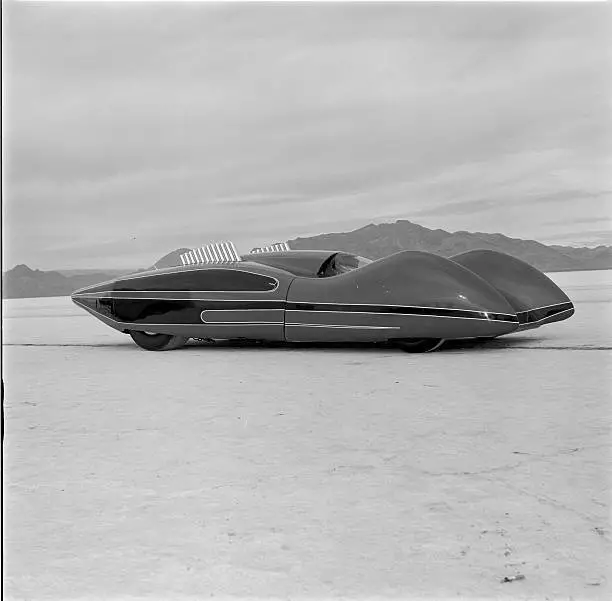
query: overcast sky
3 1 611 270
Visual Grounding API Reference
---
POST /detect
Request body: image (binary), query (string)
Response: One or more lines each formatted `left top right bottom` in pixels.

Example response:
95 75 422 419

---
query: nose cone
71 278 116 315
451 250 575 330
71 279 115 298
516 301 575 330
71 294 98 314
71 289 99 314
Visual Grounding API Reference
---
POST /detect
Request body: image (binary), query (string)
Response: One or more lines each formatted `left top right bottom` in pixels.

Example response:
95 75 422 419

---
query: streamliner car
71 241 574 353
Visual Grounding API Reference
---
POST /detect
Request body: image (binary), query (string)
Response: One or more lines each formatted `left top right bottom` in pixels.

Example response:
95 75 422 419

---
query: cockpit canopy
317 252 372 277
151 240 372 278
242 250 372 278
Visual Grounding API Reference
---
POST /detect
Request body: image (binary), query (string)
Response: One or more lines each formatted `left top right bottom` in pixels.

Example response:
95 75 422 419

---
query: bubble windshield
318 252 372 277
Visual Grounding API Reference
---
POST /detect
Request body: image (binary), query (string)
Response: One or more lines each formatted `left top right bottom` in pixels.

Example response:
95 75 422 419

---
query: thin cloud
541 229 612 246
412 199 495 218
545 215 612 227
3 1 611 269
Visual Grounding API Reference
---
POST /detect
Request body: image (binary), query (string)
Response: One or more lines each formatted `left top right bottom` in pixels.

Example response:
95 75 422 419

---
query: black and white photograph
2 0 611 599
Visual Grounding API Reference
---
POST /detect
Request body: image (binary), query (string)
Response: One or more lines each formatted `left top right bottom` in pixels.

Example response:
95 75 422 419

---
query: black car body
72 242 574 352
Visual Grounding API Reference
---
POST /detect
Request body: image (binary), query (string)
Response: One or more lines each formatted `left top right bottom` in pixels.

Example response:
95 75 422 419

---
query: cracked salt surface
2 270 611 599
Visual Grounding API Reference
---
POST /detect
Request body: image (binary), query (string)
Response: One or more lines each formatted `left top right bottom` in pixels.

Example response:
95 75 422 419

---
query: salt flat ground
2 270 611 600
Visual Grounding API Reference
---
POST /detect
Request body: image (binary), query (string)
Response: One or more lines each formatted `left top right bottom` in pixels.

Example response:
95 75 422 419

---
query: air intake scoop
180 241 242 265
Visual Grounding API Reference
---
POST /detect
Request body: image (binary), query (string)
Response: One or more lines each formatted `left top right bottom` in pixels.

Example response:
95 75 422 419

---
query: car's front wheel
129 331 189 351
396 338 445 353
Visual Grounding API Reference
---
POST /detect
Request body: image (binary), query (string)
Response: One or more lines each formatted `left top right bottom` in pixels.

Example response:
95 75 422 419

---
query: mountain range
1 266 131 300
3 220 611 298
288 220 612 272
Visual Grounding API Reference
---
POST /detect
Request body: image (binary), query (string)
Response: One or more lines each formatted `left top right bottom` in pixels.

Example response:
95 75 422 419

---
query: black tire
396 338 445 353
129 331 189 351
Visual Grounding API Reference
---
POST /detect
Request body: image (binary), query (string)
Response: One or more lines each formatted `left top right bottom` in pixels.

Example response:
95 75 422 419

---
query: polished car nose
358 250 519 314
452 249 573 312
71 278 116 298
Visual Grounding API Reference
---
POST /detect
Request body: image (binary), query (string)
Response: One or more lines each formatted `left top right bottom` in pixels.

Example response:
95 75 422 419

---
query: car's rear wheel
396 338 445 353
129 331 189 351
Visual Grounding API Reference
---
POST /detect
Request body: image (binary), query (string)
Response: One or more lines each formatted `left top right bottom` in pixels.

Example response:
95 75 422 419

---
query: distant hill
3 221 611 298
56 268 134 277
2 265 123 299
288 220 612 273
